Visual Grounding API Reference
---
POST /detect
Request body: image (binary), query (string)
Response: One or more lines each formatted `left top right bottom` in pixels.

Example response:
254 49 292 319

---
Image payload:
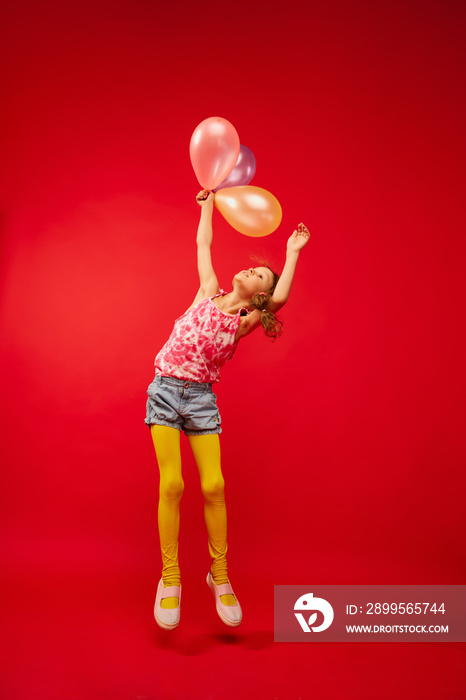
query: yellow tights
151 425 236 609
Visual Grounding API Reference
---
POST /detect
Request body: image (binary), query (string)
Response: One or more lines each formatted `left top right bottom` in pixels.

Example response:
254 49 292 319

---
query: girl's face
232 266 275 298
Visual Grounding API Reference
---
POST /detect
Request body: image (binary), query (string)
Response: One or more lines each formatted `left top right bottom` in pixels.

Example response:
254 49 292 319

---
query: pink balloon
190 117 240 191
213 145 256 192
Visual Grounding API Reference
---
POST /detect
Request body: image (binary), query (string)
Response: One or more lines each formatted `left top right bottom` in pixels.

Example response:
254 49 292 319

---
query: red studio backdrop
1 1 465 698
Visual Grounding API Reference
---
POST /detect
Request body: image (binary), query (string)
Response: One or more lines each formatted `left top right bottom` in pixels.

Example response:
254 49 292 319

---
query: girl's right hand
196 189 214 207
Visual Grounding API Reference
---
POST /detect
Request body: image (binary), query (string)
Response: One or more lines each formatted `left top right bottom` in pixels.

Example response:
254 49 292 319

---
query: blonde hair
249 268 283 341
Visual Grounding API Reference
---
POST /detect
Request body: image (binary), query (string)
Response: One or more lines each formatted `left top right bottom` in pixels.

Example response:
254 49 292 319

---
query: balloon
215 186 282 237
190 117 240 191
212 145 256 192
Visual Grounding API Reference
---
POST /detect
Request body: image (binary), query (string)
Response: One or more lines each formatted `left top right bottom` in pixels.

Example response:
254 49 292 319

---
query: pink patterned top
155 291 249 383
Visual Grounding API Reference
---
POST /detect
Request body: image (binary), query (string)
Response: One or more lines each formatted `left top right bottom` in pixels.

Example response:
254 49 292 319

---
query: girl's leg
151 424 184 609
188 434 236 606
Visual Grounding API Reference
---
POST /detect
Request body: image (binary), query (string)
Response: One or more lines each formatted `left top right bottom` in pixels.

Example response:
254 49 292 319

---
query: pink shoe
154 578 181 630
206 571 242 627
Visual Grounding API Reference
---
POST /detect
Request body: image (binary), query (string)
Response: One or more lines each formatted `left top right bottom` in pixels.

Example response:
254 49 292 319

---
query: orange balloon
214 186 282 237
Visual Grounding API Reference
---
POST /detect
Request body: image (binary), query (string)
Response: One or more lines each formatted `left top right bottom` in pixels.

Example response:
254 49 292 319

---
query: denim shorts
145 375 222 436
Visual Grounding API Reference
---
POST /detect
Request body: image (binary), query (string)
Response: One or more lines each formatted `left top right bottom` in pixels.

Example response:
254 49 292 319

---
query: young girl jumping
145 189 310 630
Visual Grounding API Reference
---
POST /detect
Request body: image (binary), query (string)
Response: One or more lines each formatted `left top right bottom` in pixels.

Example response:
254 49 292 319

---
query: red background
1 0 465 697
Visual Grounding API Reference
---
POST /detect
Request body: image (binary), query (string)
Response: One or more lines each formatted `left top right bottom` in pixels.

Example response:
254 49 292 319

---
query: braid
250 268 283 341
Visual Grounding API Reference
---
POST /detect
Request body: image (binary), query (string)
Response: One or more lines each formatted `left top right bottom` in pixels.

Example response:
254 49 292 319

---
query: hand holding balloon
287 223 310 252
196 189 215 208
190 118 281 238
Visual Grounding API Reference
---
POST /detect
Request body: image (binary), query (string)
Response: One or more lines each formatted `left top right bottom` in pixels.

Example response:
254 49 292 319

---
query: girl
145 189 310 630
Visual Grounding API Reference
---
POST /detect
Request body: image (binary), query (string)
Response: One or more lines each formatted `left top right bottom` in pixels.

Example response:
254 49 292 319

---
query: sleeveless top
154 291 249 383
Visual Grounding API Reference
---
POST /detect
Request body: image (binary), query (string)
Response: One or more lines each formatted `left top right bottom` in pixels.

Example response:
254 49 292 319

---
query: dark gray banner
274 585 466 642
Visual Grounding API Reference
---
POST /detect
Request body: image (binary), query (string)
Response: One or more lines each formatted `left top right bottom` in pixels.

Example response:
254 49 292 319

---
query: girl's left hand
287 223 310 252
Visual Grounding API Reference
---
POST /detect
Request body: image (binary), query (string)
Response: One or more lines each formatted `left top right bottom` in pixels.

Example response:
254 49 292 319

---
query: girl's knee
201 477 225 502
160 477 185 502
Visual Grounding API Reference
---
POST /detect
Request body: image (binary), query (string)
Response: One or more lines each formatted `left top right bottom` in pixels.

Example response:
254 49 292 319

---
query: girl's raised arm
235 223 310 342
267 223 310 313
189 190 220 308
